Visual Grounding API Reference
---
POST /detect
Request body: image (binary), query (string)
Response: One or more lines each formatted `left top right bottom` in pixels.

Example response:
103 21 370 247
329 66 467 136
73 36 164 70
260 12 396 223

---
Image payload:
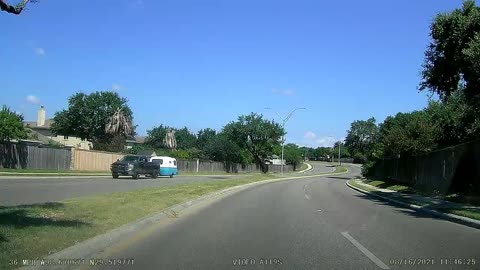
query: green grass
442 208 480 220
365 179 413 193
350 180 480 221
0 174 276 270
348 179 377 192
298 162 309 172
333 166 348 173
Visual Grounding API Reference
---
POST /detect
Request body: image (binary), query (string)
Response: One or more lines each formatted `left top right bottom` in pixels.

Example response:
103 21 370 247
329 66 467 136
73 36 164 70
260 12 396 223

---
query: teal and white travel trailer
149 156 178 178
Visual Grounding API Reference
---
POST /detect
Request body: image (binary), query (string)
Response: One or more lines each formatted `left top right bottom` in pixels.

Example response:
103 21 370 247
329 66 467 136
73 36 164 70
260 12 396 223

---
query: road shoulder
346 179 480 229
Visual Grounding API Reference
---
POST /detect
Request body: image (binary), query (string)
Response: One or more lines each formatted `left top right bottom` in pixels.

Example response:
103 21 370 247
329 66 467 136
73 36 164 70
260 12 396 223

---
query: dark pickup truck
110 155 160 179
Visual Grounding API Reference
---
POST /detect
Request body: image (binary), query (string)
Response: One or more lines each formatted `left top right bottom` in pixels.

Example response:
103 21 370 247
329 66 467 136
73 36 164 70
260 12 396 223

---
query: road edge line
346 180 480 229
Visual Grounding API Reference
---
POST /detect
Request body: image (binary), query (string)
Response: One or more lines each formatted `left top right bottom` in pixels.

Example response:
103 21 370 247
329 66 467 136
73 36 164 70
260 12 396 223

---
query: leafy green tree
51 91 135 151
379 111 438 158
223 113 284 173
175 127 197 149
283 143 303 170
345 117 378 163
196 128 217 150
0 105 28 143
420 0 480 106
145 124 172 149
0 0 35 15
425 90 480 147
203 132 253 164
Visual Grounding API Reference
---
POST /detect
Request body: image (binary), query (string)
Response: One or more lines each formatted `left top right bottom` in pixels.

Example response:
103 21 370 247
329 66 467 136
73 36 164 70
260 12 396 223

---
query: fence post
69 147 75 170
196 159 199 173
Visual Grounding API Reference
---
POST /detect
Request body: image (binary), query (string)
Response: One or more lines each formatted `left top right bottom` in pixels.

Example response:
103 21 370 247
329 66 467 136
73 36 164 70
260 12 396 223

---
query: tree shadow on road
353 193 446 222
327 176 351 180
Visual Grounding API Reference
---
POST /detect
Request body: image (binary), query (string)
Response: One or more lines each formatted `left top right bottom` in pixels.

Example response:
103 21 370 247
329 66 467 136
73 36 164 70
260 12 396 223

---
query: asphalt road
0 175 245 206
92 164 480 270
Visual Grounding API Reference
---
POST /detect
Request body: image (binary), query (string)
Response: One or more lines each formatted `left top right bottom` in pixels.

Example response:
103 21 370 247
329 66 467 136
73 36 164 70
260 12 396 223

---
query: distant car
110 155 160 179
149 156 178 178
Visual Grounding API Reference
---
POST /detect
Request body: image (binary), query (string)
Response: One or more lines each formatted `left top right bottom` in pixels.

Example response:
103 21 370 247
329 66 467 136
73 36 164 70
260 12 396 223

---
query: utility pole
338 142 341 166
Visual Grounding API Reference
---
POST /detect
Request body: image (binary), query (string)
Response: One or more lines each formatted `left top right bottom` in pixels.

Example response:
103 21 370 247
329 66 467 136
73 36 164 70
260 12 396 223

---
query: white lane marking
341 232 390 269
303 184 311 200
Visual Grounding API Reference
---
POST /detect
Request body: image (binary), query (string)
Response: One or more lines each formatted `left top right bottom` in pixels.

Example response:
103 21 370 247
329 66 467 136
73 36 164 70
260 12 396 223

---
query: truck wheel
132 173 139 179
112 174 119 179
151 172 158 179
170 174 174 178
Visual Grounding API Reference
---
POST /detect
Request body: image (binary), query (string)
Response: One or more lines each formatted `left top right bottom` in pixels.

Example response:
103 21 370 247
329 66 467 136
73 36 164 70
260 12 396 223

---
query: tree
175 127 197 149
203 132 252 165
51 91 135 151
420 0 480 106
145 124 172 149
379 111 438 159
0 105 28 143
196 128 217 150
345 117 378 163
283 143 303 170
0 0 35 15
223 113 284 173
425 90 480 148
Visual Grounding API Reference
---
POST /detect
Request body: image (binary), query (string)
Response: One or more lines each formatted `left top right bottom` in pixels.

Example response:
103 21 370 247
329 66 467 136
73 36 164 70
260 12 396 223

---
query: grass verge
298 162 309 172
349 179 480 221
0 174 276 270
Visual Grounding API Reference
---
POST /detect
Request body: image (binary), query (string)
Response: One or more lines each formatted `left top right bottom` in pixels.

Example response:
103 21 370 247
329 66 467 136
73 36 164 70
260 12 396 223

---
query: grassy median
0 174 278 270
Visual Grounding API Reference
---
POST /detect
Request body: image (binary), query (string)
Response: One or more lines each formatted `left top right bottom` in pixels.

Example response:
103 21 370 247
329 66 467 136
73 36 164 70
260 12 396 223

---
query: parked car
149 156 179 178
110 155 160 179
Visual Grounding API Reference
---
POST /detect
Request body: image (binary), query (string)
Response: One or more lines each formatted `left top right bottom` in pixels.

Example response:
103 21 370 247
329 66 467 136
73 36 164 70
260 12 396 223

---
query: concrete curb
346 180 480 230
19 169 350 270
297 162 313 173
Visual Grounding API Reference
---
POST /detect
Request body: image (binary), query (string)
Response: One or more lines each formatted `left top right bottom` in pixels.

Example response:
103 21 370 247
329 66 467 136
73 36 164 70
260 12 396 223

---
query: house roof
135 136 146 144
137 150 156 156
23 119 54 129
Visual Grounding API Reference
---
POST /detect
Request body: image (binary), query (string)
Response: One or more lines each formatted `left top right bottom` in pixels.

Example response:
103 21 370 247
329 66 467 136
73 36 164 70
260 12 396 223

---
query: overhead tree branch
0 0 31 15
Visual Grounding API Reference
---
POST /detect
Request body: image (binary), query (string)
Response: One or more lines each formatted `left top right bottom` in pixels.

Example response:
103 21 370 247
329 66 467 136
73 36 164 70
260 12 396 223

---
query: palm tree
105 108 134 137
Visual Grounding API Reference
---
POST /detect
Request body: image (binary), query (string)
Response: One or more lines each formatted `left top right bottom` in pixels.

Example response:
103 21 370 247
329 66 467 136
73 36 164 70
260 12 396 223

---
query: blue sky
0 0 467 147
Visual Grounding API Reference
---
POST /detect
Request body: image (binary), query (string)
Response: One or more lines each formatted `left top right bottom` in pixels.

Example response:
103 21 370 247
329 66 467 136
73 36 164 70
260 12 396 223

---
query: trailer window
152 159 163 165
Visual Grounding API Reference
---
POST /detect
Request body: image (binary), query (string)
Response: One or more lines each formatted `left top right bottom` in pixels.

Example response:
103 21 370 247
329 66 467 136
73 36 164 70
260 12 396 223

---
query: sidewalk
347 179 480 229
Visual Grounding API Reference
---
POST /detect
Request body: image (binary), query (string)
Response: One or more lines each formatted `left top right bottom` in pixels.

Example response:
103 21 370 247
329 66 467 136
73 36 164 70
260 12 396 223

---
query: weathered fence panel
0 142 71 170
373 140 480 194
73 149 125 171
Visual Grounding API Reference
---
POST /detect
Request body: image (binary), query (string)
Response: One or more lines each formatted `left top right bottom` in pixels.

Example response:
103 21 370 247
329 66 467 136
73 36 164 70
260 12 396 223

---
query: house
24 106 93 150
124 135 147 150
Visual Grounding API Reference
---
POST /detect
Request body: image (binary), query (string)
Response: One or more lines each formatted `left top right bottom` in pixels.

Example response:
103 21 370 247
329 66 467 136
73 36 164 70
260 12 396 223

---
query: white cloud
112 83 123 91
272 89 295 96
34 47 45 56
315 136 339 147
26 95 41 105
304 131 317 140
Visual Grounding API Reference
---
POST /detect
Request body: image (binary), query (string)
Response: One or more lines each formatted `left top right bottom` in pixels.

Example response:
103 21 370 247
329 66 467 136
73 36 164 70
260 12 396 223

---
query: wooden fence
0 142 295 173
372 139 480 194
73 149 125 171
0 142 71 170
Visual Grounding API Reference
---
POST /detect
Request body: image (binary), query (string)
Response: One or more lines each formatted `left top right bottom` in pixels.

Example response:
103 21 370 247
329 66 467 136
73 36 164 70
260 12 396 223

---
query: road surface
91 164 480 270
0 163 331 206
0 175 245 206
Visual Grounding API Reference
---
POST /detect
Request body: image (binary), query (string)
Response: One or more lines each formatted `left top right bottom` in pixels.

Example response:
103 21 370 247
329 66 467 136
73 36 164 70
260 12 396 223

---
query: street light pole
265 107 306 176
338 142 341 166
